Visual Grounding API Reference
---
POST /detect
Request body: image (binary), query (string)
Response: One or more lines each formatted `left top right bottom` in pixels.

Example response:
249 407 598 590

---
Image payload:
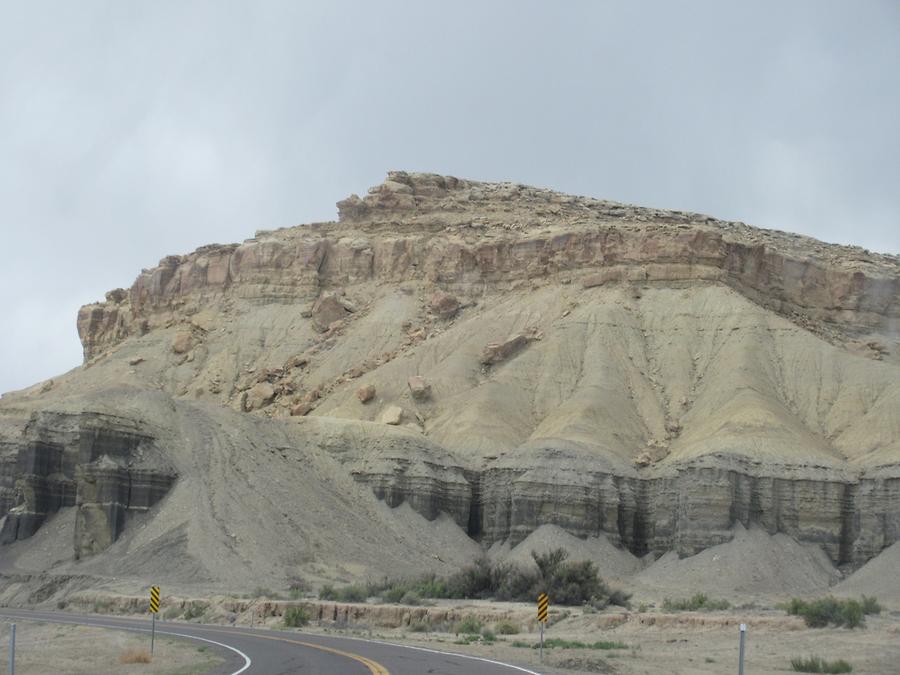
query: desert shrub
785 597 865 629
288 577 310 599
790 655 853 673
252 587 277 598
360 548 628 607
399 591 422 606
533 548 568 581
607 588 632 609
408 619 430 633
119 648 152 664
662 593 730 612
454 617 483 634
446 557 495 599
56 600 68 610
494 620 520 635
481 628 495 642
184 603 205 620
860 595 881 615
381 586 407 603
163 607 181 620
546 559 604 605
318 584 367 603
284 606 310 627
494 565 539 602
536 638 628 650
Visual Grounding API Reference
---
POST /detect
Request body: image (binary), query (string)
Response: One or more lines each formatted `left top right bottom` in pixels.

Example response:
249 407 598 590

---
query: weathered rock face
0 412 175 558
77 171 899 362
473 456 900 565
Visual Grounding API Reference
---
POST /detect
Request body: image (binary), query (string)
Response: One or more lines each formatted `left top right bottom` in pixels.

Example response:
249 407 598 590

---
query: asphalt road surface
0 608 543 674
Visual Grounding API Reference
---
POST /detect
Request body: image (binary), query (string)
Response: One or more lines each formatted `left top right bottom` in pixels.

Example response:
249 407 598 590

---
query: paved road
0 608 542 674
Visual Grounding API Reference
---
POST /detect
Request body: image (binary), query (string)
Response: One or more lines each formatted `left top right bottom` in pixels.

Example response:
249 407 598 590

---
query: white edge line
0 613 252 675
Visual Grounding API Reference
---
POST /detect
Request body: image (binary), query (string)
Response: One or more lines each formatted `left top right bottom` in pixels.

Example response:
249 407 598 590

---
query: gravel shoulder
0 619 224 675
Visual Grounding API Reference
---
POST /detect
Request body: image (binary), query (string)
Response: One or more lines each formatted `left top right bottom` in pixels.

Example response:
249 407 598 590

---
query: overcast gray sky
1 1 898 395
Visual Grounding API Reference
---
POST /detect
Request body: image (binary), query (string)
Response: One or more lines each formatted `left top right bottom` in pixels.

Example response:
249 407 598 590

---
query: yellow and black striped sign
149 586 160 613
537 592 549 623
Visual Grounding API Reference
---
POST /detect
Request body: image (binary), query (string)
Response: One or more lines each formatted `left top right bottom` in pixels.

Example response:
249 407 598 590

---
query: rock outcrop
0 412 175 558
77 172 899 363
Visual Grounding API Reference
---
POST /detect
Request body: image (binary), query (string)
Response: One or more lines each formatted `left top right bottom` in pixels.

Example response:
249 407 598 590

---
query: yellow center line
186 624 390 675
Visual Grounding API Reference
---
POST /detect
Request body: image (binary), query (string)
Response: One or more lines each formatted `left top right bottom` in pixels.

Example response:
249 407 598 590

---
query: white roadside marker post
8 623 15 675
738 623 746 675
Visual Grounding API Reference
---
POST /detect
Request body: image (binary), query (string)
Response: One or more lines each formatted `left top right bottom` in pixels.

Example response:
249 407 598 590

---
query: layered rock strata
0 412 175 558
78 172 899 361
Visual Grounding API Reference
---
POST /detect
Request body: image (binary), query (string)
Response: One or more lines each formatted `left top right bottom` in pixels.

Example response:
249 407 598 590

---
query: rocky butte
0 171 898 590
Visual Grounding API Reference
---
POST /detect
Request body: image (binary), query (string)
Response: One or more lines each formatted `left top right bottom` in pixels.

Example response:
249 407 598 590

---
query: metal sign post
738 623 746 675
149 586 161 655
8 623 15 675
539 622 544 663
537 593 549 663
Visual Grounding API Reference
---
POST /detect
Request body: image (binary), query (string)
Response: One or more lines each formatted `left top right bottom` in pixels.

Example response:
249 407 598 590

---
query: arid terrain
0 172 898 671
0 620 222 674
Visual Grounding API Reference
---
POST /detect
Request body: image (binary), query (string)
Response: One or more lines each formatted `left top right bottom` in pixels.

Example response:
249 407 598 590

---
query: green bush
607 588 633 609
408 620 430 633
494 620 520 635
318 584 367 603
662 593 730 612
860 595 881 615
287 577 310 599
481 628 495 643
184 603 205 620
328 547 629 608
785 597 866 629
790 655 853 673
284 606 310 628
454 617 483 635
536 638 628 650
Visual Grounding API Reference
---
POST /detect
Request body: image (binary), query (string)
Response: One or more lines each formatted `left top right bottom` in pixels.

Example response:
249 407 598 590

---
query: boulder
290 402 314 417
407 376 432 401
171 332 193 354
357 384 376 403
430 291 460 319
479 334 531 365
245 382 276 411
311 295 349 333
379 405 403 425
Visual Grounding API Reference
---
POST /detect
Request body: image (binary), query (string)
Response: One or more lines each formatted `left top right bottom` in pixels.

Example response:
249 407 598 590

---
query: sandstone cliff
1 172 898 590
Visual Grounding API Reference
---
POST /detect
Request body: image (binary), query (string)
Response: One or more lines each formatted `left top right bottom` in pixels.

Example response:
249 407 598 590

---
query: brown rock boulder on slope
407 376 431 400
245 382 276 411
357 384 376 403
430 291 460 320
171 332 193 354
311 295 349 333
480 335 532 365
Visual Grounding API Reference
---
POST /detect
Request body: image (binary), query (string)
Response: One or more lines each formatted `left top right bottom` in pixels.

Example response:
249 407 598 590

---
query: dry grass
119 647 152 664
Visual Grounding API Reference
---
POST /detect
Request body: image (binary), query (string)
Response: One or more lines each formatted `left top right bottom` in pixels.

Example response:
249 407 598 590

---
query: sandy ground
0 620 223 675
